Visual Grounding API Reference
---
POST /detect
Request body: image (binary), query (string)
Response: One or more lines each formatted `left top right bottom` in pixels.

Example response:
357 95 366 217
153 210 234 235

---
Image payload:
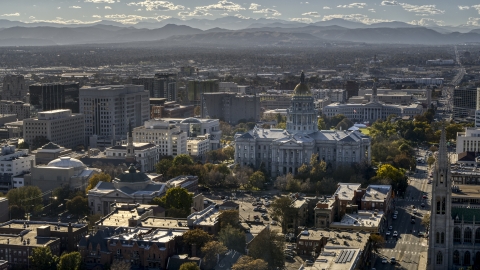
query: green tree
422 213 431 232
219 210 240 228
372 164 408 193
202 241 228 269
155 158 173 176
248 228 285 269
427 156 436 167
152 187 193 218
183 229 213 253
249 171 265 190
86 173 111 192
57 252 82 270
222 146 235 160
369 234 385 253
218 225 246 253
6 186 43 213
232 256 268 270
9 205 25 219
179 262 200 270
29 246 59 270
317 118 326 130
270 197 296 233
18 141 29 149
66 196 90 217
173 154 194 167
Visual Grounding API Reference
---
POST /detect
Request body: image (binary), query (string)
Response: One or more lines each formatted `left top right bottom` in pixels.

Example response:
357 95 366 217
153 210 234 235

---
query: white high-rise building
79 85 149 147
133 119 187 157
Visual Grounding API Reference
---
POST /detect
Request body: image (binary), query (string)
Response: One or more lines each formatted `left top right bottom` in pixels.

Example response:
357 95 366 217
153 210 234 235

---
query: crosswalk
385 240 426 246
397 199 427 202
380 249 422 255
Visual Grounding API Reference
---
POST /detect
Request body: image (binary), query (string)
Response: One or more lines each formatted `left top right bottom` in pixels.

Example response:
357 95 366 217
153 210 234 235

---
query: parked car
382 258 388 264
305 260 314 266
393 231 398 237
421 203 425 208
418 231 426 237
391 257 396 264
388 225 393 230
386 231 391 236
393 215 397 220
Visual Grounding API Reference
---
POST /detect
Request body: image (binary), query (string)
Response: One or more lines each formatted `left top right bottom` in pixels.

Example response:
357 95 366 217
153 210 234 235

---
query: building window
454 227 461 243
436 251 443 265
464 227 472 243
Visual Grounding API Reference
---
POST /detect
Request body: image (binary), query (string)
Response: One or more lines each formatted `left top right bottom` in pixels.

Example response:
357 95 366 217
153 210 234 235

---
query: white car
394 210 398 215
393 231 398 237
386 231 391 236
393 215 397 220
382 258 388 264
388 225 393 230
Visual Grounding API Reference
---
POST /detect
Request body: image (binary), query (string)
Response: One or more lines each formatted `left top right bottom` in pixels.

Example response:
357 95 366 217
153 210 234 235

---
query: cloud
92 15 102 18
1 13 20 17
400 3 444 15
302 12 320 18
69 6 82 9
104 14 171 24
84 0 116 3
458 6 470 10
31 18 102 24
323 6 331 10
368 9 376 12
196 1 245 12
337 3 367 9
253 8 281 16
290 18 313 23
381 1 398 5
467 17 480 26
323 14 392 24
29 16 35 19
410 18 444 26
473 5 480 13
127 1 185 11
249 3 261 10
105 6 112 9
235 14 250 19
178 10 212 17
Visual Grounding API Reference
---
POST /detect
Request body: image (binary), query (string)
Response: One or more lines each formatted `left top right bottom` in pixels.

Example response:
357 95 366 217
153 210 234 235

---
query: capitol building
234 73 372 177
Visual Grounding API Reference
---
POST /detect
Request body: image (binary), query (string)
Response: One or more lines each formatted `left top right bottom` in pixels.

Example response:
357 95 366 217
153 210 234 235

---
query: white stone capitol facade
234 73 372 177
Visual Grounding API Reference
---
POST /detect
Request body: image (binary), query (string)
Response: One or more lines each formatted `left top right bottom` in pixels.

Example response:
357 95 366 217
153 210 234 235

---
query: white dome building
25 156 100 192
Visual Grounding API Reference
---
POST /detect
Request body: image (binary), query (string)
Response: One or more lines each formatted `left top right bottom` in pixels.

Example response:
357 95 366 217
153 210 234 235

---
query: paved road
372 159 431 270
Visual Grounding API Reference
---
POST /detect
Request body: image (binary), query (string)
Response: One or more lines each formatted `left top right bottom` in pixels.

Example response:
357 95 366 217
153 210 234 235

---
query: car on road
391 257 396 264
393 215 397 220
423 194 428 199
418 231 426 237
265 202 270 207
388 225 393 230
411 219 416 224
393 231 398 237
67 214 73 219
305 260 314 266
394 210 398 215
413 209 417 214
386 231 391 236
252 202 257 206
271 221 277 225
421 203 425 208
382 258 388 264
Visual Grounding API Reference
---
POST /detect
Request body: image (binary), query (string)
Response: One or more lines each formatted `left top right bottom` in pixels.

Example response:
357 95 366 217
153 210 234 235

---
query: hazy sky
1 0 480 27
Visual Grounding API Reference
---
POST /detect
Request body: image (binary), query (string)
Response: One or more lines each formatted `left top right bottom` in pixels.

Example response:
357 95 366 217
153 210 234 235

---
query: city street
372 158 431 270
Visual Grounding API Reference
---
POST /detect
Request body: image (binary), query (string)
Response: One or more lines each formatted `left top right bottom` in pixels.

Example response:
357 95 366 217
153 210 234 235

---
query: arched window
465 227 473 243
476 228 480 243
453 250 460 265
465 251 471 266
442 198 446 214
436 199 441 214
436 232 440 244
441 232 445 244
454 227 461 243
436 251 443 265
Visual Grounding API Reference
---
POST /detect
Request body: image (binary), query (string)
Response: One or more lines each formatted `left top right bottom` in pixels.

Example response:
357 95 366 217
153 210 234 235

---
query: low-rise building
87 165 166 216
187 136 210 158
95 203 165 229
163 117 222 151
105 142 158 172
31 142 72 165
78 227 185 270
307 247 362 270
24 157 99 192
187 205 223 235
0 101 30 120
361 185 392 213
165 175 199 193
0 145 35 189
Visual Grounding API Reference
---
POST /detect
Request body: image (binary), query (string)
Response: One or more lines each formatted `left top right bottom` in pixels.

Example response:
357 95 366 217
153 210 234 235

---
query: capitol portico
235 73 372 177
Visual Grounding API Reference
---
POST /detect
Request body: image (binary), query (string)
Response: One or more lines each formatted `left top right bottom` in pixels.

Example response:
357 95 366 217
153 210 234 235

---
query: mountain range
1 17 480 47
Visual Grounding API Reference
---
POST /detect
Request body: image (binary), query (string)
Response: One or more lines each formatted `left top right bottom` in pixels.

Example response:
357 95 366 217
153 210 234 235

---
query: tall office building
345 80 359 100
453 86 477 118
29 82 80 113
23 109 85 149
475 88 480 127
1 75 27 101
132 73 177 101
187 80 219 105
79 85 149 146
201 92 260 124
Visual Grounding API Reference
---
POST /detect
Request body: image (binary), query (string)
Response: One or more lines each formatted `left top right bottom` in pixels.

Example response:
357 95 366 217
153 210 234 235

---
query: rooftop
331 210 384 231
451 185 480 199
308 247 361 270
334 183 362 201
362 185 391 202
187 205 221 226
140 217 189 230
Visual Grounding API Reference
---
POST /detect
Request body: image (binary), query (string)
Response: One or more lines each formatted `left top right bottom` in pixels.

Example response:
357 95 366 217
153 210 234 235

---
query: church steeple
371 78 379 103
437 126 448 169
125 121 136 164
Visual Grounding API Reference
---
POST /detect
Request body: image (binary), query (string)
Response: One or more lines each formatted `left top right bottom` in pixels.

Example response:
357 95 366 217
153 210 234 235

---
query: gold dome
293 72 311 96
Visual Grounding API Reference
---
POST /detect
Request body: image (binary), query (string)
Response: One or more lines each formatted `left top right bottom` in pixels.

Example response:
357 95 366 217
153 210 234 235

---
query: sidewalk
418 251 428 270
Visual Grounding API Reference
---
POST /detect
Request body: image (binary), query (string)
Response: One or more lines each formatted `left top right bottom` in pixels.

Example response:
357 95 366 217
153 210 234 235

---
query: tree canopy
57 252 82 270
6 185 43 213
152 187 193 218
86 172 111 192
29 247 59 270
66 196 90 217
